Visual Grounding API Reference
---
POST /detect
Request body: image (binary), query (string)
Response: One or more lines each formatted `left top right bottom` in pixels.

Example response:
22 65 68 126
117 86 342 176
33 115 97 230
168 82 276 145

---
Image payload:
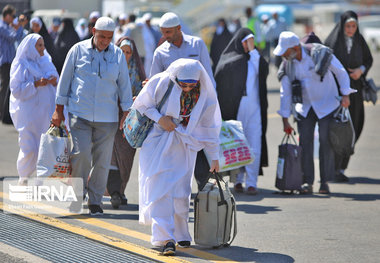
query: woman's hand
120 111 129 131
209 160 220 173
158 116 176 132
348 68 362 80
34 78 48 87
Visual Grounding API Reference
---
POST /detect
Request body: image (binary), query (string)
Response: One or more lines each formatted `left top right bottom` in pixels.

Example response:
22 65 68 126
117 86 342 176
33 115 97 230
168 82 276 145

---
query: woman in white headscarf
133 58 221 255
9 33 59 184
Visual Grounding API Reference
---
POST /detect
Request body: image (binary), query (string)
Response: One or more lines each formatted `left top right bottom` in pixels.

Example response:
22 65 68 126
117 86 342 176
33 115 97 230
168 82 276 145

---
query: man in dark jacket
215 28 269 195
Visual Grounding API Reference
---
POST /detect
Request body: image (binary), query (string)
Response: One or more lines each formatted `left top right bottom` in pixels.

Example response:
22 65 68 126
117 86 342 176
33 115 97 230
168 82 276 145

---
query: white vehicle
359 15 380 51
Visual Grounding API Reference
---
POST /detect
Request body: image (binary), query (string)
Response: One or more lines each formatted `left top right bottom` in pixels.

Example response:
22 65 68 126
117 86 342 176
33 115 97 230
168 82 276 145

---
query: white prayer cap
261 14 269 21
143 13 152 21
241 34 254 43
119 13 127 20
94 17 116 32
89 11 100 20
176 60 201 81
159 12 180 28
273 31 300 56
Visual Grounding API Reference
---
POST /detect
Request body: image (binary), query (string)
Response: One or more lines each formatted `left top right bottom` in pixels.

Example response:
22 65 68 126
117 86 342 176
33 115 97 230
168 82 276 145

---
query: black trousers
297 108 335 185
0 63 11 120
194 150 210 191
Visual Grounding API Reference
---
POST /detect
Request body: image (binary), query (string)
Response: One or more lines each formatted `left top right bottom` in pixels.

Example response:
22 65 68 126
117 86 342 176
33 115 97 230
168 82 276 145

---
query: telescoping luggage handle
209 172 237 247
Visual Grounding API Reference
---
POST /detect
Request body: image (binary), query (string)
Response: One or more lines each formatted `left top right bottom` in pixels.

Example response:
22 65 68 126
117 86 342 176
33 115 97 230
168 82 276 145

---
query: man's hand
341 95 350 108
51 105 65 127
282 117 293 135
348 68 362 80
209 160 220 173
142 78 149 87
120 111 129 130
34 78 49 88
158 116 176 132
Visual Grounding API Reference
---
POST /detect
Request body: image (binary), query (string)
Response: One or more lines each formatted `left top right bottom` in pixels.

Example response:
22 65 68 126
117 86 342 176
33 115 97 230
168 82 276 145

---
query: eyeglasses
178 81 199 89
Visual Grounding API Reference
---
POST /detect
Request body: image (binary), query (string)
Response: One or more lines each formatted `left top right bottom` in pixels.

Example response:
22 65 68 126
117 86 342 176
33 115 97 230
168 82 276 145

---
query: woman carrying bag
325 10 373 182
9 33 58 184
106 36 146 209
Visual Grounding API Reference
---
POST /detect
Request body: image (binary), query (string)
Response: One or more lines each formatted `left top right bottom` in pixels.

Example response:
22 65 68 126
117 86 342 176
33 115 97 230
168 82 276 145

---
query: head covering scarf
115 36 146 96
10 33 58 97
29 17 55 61
75 18 88 40
30 17 42 28
325 10 373 76
214 27 252 120
54 18 80 74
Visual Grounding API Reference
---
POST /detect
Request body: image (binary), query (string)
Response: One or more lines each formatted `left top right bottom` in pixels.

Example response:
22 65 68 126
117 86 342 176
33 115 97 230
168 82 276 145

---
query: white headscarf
30 17 42 28
165 58 221 135
75 18 88 40
10 34 58 86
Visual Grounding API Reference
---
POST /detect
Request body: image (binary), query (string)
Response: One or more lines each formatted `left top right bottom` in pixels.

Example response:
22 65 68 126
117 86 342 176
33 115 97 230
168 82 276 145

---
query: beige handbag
194 172 237 248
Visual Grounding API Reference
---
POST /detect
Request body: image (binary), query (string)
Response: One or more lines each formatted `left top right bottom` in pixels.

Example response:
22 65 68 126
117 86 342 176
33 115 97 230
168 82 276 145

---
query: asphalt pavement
0 52 379 263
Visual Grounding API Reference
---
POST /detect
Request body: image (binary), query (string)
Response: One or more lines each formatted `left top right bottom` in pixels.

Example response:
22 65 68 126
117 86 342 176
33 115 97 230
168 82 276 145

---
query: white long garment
278 47 356 119
236 49 262 188
141 23 156 75
133 59 221 245
9 34 59 180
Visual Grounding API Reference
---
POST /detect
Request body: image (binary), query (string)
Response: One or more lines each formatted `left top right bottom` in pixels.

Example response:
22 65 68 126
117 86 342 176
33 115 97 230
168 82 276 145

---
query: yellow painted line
1 191 240 263
0 201 189 263
268 112 280 119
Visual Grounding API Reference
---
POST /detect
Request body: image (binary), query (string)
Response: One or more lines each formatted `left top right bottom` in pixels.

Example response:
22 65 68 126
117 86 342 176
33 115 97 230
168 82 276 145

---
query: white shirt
149 32 215 87
278 47 355 119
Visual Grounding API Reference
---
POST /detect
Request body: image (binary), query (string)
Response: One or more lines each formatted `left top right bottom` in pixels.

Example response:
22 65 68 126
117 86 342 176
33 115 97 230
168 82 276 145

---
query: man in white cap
149 12 215 87
51 17 133 215
134 58 221 255
275 31 355 194
148 12 216 191
113 13 127 43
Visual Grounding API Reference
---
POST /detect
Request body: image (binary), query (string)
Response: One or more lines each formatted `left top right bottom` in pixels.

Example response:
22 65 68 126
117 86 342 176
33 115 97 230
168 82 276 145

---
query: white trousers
236 96 262 188
150 173 192 246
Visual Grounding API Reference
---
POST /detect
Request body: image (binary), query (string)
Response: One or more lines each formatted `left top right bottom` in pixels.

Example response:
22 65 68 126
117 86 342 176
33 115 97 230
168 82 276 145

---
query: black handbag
275 133 303 192
361 77 379 105
329 106 355 158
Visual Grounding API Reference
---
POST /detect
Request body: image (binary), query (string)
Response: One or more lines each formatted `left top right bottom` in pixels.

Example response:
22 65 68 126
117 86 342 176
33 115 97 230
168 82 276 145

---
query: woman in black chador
325 10 373 182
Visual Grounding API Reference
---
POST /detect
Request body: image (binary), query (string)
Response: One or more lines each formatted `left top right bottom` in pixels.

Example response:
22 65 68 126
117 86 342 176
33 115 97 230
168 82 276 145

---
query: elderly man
275 31 355 194
148 12 215 190
51 17 133 215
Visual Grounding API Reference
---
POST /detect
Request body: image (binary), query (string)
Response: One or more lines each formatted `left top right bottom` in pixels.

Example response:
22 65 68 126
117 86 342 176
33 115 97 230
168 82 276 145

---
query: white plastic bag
207 120 254 172
37 124 71 179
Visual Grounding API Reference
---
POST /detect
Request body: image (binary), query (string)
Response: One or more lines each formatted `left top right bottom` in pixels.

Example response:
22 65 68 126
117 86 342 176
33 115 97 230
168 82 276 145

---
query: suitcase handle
210 172 228 206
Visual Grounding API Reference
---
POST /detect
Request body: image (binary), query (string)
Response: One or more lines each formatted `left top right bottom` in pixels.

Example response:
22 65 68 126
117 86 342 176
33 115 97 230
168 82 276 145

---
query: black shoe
110 193 121 209
88 205 103 216
162 242 176 256
334 172 349 183
120 194 128 206
177 241 191 248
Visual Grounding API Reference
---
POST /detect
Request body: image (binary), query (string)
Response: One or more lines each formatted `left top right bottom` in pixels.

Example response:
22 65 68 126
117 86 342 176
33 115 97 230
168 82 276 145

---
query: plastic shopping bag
37 123 71 179
207 120 254 172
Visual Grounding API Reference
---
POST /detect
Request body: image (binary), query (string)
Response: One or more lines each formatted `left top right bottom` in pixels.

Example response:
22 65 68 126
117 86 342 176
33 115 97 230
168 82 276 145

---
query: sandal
319 183 330 194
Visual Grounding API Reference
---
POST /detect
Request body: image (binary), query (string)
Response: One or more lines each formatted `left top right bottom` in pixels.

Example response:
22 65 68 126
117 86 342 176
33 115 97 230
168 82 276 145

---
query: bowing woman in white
133 58 222 255
9 33 58 184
